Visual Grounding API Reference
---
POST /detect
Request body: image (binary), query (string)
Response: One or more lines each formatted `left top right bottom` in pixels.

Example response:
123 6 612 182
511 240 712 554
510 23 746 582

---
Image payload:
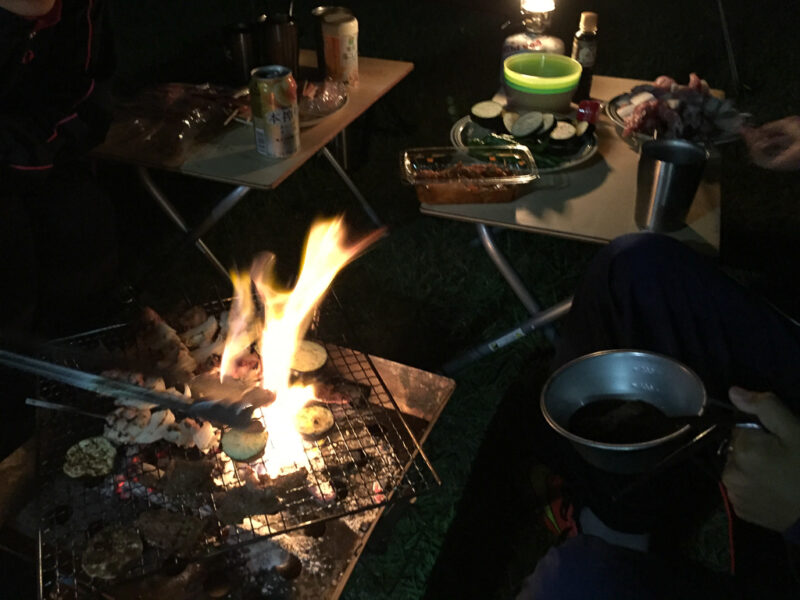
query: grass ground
81 0 800 597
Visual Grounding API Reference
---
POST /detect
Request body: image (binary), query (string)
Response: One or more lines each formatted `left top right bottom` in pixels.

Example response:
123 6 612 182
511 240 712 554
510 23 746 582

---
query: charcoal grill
31 297 440 599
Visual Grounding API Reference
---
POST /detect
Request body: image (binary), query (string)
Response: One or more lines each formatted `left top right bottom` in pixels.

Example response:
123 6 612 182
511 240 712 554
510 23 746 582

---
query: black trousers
539 232 800 599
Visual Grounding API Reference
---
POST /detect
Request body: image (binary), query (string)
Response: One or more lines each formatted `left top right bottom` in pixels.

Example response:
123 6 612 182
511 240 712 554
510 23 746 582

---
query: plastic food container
400 145 538 205
504 53 582 113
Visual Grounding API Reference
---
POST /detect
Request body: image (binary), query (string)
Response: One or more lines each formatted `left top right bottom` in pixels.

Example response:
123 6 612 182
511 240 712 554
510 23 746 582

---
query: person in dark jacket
516 118 800 599
1 0 117 332
1 0 117 457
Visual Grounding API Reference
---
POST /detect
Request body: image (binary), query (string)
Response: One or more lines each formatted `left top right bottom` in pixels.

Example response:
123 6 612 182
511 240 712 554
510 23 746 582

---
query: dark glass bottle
571 12 598 102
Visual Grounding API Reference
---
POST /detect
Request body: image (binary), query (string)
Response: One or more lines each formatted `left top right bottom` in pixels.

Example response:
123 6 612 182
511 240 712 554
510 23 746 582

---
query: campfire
219 216 383 480
29 217 439 598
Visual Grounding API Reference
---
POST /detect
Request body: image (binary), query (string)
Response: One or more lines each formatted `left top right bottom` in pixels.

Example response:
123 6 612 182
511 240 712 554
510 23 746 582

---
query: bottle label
572 39 596 68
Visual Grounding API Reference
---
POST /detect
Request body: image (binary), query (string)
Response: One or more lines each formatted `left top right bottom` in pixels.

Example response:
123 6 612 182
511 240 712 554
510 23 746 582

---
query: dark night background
3 0 800 598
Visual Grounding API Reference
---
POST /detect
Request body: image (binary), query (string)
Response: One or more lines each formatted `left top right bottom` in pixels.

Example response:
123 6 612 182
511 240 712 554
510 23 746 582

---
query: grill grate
34 299 439 599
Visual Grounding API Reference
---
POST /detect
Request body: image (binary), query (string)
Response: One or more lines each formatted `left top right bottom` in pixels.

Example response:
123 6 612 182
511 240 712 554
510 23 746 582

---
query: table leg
477 224 543 317
137 167 244 281
319 146 383 227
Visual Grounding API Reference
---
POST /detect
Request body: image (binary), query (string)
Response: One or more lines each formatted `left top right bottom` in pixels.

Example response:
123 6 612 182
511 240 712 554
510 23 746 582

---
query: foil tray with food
605 72 747 146
400 145 538 205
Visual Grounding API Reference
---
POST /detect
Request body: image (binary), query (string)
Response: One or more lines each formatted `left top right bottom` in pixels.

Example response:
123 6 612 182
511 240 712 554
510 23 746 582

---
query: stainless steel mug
311 6 353 79
635 139 708 232
225 22 256 87
256 14 299 78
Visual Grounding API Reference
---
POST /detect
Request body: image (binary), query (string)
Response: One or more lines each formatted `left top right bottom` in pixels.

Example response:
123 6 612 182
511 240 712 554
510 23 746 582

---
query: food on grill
134 509 208 556
135 307 198 385
294 402 335 439
63 436 117 478
567 398 680 444
158 457 215 496
239 386 277 409
221 419 268 461
81 525 143 580
616 72 744 141
290 340 328 374
214 484 283 524
101 369 169 410
104 406 219 452
179 314 219 351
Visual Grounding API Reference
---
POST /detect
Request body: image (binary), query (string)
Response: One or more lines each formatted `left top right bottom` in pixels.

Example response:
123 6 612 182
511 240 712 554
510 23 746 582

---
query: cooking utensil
635 139 708 232
540 349 708 474
0 349 255 428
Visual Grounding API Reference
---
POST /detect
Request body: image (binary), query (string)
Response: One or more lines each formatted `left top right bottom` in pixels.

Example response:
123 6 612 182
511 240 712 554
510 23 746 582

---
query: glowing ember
220 217 383 477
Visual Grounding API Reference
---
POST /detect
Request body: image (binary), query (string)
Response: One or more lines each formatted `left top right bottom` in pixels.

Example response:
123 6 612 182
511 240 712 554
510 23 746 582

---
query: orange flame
221 216 384 476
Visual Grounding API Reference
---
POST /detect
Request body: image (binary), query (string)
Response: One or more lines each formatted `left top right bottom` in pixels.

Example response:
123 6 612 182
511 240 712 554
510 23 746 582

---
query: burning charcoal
158 457 214 496
274 552 302 580
214 485 283 525
81 525 143 580
134 509 209 556
302 521 326 538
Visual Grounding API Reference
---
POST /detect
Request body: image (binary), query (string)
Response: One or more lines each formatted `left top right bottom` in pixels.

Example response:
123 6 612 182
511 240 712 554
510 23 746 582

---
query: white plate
299 94 349 129
450 116 599 174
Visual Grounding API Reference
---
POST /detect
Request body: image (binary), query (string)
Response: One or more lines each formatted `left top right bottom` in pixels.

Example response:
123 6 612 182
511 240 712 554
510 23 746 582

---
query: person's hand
721 387 800 532
741 116 800 171
0 0 55 17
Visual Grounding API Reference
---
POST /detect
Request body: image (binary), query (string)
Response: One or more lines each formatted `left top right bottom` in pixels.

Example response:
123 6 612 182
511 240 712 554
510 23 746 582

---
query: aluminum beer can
249 65 300 158
321 13 358 86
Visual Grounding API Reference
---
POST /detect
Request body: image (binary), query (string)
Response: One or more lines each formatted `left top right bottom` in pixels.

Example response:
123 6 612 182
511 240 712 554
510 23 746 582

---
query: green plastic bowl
504 53 582 112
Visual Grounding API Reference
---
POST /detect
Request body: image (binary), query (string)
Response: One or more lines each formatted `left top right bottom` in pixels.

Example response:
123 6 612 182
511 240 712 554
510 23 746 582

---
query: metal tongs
0 349 255 428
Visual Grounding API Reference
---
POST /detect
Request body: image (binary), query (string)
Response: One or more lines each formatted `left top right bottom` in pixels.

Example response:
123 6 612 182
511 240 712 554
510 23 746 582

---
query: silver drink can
249 65 300 158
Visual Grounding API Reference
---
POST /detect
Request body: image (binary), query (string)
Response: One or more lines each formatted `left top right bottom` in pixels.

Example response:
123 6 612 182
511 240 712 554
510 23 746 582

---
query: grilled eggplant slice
221 419 268 462
294 402 335 439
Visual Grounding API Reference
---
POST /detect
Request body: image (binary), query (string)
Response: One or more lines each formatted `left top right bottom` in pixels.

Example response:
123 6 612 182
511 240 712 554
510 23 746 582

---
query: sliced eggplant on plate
502 110 520 134
470 100 504 131
539 113 556 137
511 111 543 138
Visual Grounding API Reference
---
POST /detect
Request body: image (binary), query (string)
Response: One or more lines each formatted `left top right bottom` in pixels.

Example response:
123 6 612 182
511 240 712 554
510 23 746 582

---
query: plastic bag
103 83 249 167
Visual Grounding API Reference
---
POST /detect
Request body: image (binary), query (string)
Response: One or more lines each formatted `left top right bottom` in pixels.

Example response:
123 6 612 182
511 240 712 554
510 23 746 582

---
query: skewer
223 108 239 126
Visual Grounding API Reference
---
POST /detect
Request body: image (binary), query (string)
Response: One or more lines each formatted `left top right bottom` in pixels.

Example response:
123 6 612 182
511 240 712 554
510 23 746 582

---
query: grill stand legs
440 224 572 375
